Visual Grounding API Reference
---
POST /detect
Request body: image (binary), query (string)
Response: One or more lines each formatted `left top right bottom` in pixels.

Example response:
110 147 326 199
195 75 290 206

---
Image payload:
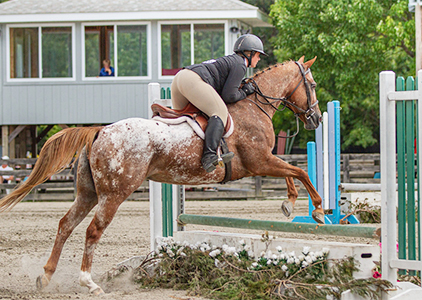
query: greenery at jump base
245 0 415 151
122 237 392 300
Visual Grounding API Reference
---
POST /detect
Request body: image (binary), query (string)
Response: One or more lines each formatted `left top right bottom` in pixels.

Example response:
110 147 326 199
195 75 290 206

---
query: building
0 0 270 158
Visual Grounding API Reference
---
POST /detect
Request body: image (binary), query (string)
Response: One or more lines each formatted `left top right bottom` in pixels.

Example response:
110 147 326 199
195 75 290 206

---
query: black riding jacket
185 54 247 104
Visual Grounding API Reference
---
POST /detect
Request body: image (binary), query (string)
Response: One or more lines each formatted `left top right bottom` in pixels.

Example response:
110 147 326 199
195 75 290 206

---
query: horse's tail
0 126 103 213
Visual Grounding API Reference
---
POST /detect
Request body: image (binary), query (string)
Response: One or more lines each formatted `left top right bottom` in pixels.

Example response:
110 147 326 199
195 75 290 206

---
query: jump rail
178 214 380 239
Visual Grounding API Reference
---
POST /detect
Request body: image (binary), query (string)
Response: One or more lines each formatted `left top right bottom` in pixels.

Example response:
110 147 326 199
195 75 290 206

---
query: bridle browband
245 61 319 138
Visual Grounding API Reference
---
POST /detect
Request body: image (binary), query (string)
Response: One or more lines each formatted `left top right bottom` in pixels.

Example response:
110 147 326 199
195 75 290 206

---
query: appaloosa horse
0 56 323 294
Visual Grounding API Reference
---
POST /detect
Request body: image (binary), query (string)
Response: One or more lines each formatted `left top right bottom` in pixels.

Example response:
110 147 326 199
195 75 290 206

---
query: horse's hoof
91 287 105 296
36 274 49 290
281 200 294 217
312 211 325 224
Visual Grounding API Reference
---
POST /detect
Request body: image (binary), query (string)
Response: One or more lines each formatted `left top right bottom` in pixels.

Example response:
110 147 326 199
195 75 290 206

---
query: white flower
302 246 311 255
212 245 218 250
273 260 278 265
306 256 313 264
267 260 272 265
315 251 323 258
252 262 258 267
302 261 308 268
248 250 254 257
239 239 245 245
260 251 266 257
271 254 278 260
167 249 175 258
295 258 300 265
158 253 164 257
180 252 186 257
298 255 305 261
286 271 289 277
287 257 294 264
244 245 251 251
157 245 163 251
209 249 221 258
276 246 283 252
288 251 295 257
322 248 330 254
281 265 288 272
279 253 285 260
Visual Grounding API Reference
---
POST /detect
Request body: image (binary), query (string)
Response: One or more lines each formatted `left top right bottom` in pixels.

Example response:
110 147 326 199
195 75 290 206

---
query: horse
0 56 323 295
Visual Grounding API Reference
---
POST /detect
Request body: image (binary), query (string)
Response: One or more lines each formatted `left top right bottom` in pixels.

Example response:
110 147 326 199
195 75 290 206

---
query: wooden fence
0 154 381 201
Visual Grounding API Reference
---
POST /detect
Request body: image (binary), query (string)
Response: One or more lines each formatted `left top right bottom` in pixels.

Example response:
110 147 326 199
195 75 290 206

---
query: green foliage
270 0 415 150
133 238 393 300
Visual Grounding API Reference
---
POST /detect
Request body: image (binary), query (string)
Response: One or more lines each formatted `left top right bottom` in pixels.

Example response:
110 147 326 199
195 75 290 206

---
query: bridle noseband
245 61 319 138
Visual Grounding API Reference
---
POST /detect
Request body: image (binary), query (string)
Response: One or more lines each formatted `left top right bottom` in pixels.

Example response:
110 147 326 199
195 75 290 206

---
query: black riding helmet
233 34 267 67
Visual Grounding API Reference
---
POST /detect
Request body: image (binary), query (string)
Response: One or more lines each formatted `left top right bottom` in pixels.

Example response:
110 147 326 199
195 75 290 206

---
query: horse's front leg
281 177 298 218
258 156 324 224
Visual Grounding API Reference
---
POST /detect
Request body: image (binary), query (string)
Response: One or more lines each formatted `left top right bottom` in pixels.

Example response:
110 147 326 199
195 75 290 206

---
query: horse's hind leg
36 150 98 289
78 194 128 295
281 177 298 217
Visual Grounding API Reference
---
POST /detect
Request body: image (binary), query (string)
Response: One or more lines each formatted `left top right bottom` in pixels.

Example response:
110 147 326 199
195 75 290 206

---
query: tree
270 0 414 151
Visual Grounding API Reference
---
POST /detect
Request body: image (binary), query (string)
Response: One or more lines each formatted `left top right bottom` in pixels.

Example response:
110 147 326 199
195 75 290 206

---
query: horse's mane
252 60 292 79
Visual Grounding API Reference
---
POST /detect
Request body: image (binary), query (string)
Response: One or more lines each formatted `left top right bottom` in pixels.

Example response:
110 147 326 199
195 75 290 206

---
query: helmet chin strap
240 50 254 67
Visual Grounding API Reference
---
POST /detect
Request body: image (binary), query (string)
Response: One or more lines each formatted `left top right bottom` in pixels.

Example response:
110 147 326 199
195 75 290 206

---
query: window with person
84 24 148 78
9 26 73 79
161 23 225 76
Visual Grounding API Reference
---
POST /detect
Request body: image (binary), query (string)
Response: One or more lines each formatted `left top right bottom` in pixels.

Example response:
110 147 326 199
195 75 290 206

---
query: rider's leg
201 115 234 172
171 70 189 110
171 69 234 172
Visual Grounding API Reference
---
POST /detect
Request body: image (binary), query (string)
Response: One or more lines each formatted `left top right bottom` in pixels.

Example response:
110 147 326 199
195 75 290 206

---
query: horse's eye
311 83 317 89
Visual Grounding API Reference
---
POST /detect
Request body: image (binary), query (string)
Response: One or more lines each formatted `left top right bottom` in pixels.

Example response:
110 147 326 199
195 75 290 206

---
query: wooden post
416 4 422 74
255 176 262 198
2 126 9 157
9 126 16 159
342 154 350 183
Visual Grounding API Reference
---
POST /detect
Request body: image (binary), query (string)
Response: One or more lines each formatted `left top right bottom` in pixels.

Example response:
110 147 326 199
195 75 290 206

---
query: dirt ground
0 199 378 299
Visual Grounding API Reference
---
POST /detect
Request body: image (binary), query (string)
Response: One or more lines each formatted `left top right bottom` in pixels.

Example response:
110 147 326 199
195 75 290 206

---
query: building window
42 27 73 78
84 24 148 78
9 26 73 79
85 26 114 77
160 23 225 76
10 27 39 78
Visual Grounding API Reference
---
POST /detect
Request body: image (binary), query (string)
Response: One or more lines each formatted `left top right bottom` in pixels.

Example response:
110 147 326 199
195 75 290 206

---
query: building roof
0 0 271 26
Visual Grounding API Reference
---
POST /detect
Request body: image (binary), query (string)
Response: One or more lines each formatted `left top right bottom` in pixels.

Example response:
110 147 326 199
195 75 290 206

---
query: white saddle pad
152 114 234 140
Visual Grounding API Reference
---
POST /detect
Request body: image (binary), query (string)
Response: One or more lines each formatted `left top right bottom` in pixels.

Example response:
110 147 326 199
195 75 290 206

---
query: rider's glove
241 82 255 95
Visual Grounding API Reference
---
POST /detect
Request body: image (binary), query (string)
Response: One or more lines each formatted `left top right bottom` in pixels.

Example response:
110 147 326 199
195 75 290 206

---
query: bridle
245 61 319 138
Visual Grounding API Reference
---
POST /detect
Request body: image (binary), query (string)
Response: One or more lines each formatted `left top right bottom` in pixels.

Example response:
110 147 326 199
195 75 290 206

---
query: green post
396 77 406 274
161 183 173 237
405 77 416 275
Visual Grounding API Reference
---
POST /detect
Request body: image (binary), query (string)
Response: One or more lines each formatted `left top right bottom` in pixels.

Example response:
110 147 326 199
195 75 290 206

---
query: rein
245 61 318 138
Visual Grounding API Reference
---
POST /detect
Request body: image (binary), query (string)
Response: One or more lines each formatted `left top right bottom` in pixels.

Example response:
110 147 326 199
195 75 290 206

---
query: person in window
99 59 114 76
171 34 266 172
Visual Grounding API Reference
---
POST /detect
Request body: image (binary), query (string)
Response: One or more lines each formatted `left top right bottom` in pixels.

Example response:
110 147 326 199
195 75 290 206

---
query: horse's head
284 56 321 130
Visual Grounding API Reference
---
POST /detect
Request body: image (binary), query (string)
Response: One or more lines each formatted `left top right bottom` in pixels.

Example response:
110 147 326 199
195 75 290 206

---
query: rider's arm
220 62 247 104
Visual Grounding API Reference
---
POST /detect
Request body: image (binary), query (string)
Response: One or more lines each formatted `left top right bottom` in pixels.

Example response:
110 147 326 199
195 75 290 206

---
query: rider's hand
241 82 255 95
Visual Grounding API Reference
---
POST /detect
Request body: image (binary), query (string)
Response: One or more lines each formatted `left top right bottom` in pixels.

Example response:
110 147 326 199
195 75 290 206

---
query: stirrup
202 152 234 173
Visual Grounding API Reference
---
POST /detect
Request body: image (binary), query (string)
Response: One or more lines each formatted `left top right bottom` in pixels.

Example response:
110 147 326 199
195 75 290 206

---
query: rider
171 34 267 172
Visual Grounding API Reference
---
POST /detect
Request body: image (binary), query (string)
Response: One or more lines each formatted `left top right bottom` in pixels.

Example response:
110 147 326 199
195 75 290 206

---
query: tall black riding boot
201 116 234 173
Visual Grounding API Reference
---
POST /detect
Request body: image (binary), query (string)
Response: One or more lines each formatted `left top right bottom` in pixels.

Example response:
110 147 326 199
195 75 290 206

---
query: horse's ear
298 56 305 64
304 56 317 68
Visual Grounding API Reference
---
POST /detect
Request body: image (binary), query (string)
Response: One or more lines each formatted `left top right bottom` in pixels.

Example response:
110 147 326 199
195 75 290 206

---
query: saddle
151 103 232 134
